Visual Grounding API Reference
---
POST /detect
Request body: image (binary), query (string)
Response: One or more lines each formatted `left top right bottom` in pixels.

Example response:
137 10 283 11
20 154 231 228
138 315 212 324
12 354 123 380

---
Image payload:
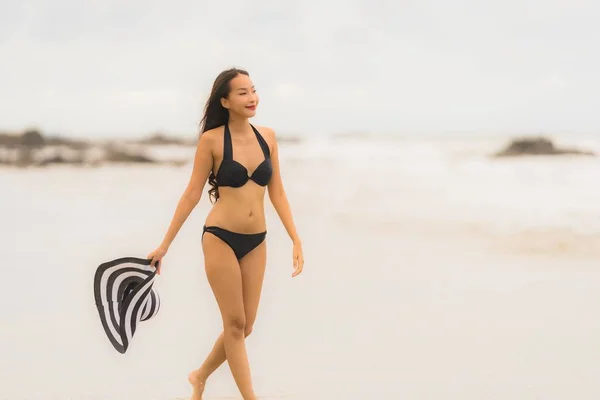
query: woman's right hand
147 245 168 275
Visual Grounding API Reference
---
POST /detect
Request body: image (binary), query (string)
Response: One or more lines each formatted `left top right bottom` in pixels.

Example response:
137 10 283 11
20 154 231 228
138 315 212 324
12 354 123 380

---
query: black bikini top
215 124 273 188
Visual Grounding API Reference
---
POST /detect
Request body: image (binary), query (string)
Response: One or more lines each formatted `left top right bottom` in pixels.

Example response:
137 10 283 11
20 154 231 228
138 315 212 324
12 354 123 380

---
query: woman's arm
265 127 301 245
159 132 214 249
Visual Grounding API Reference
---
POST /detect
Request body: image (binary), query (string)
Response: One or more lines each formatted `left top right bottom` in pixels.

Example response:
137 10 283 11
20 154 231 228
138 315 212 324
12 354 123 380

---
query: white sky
1 0 599 138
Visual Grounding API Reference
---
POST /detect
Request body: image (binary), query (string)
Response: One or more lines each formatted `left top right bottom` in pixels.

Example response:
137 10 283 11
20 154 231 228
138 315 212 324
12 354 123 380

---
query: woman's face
222 73 259 118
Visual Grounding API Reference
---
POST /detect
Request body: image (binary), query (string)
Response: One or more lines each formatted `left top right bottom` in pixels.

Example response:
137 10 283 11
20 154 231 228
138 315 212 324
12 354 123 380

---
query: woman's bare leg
189 239 267 399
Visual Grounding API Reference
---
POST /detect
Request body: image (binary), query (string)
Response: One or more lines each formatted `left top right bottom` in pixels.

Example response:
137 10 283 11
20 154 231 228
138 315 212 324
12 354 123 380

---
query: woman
146 67 304 400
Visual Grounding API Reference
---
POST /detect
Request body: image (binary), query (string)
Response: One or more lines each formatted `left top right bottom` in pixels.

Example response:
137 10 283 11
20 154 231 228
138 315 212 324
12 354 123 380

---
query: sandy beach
1 135 600 399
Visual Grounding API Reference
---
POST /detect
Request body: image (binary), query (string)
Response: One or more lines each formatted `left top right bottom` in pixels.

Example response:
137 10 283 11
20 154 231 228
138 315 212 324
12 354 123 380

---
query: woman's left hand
292 240 304 277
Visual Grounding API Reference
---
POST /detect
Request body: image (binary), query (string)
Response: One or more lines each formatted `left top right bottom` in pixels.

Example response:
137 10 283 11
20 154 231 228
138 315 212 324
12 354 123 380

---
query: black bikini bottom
202 225 267 260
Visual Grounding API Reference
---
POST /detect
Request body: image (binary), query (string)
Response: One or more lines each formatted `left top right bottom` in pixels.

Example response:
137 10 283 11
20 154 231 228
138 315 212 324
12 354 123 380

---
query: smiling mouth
246 105 256 110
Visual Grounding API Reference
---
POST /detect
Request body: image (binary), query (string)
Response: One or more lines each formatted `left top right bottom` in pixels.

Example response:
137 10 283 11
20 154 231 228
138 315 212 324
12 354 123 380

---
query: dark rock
16 148 34 167
104 146 156 163
21 129 46 147
38 154 85 166
0 132 23 148
45 135 90 150
0 129 93 152
493 137 596 157
0 128 190 167
135 132 195 146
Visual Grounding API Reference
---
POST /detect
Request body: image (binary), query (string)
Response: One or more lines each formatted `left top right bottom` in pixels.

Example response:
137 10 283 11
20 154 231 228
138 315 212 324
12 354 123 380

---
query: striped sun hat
93 257 160 354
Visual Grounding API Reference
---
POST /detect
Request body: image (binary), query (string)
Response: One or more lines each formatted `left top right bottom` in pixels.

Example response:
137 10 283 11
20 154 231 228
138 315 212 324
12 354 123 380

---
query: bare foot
188 369 206 400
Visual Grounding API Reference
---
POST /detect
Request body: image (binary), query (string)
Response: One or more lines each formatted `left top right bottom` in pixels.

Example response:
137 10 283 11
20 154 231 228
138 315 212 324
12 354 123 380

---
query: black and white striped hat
93 257 160 354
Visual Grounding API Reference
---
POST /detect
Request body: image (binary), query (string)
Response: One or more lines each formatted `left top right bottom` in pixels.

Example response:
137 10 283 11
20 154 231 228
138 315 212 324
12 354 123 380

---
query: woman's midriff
204 187 267 233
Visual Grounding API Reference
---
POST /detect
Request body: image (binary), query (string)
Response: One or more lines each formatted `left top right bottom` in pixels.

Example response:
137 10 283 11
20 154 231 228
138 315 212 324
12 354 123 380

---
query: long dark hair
199 67 249 203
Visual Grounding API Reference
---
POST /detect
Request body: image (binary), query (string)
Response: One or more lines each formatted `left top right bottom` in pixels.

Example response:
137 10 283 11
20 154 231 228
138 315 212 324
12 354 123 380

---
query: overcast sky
1 0 599 138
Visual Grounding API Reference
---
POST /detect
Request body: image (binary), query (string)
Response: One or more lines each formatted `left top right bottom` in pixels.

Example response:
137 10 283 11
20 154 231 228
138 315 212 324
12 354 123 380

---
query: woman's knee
244 324 253 337
224 315 246 338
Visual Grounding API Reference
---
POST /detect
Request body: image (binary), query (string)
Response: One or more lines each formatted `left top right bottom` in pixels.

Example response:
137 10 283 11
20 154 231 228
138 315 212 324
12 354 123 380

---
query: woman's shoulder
254 125 277 141
202 125 225 137
254 125 279 154
199 125 225 144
